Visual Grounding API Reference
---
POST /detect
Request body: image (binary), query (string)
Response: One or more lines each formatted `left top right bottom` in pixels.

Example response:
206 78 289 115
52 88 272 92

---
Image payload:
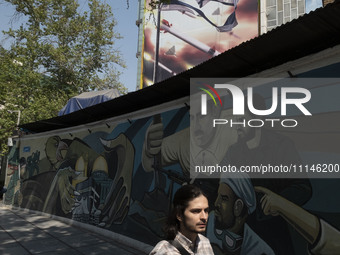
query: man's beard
182 218 206 234
214 214 235 230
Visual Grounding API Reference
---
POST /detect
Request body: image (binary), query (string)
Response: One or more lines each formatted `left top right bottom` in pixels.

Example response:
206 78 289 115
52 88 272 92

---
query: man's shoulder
152 240 173 249
149 240 179 255
196 234 214 255
198 233 210 242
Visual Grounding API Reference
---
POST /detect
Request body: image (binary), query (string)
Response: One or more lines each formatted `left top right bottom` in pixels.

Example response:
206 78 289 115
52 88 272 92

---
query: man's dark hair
164 184 207 240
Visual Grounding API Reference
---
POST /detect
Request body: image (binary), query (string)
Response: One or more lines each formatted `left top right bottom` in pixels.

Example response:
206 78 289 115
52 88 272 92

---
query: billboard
141 0 259 88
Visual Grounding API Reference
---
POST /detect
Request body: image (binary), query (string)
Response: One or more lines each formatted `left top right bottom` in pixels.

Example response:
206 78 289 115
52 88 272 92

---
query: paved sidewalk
0 203 151 255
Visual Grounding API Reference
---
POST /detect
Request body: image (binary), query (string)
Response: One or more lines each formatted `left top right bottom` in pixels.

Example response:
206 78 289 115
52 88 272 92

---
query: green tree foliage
4 0 125 94
147 0 170 10
125 0 170 10
0 45 69 155
0 0 126 155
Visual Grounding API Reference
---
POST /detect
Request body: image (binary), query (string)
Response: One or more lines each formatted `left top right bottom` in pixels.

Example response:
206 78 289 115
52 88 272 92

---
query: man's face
179 195 209 235
191 113 215 148
191 100 220 148
214 183 236 229
235 111 255 142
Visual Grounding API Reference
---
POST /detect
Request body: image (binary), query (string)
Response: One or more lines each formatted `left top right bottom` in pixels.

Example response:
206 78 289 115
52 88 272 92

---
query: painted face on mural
191 99 221 148
235 110 256 142
178 195 209 236
214 183 237 230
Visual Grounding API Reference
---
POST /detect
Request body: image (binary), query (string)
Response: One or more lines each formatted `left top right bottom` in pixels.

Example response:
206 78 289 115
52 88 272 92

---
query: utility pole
152 3 162 84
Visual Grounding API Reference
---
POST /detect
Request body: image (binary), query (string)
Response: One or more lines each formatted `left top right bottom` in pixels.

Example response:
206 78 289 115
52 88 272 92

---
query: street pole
153 3 162 84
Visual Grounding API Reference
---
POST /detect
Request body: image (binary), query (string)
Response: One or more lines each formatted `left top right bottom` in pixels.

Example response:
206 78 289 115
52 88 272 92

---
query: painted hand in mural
254 186 283 216
146 122 164 157
99 176 129 227
142 121 164 172
98 133 135 227
57 167 81 213
254 185 340 254
43 167 81 215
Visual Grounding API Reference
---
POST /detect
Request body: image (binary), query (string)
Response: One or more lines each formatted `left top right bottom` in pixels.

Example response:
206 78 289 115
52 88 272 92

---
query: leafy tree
3 0 126 94
126 0 170 10
0 45 69 155
0 0 126 155
147 0 170 10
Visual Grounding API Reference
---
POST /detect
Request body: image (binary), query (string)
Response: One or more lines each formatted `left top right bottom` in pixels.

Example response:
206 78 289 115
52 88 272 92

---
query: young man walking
150 184 214 255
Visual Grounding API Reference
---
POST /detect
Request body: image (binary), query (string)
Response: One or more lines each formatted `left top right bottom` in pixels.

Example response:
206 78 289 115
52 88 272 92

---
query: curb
1 203 153 254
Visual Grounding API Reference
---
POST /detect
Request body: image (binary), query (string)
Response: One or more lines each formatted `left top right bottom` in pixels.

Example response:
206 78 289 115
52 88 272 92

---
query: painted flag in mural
162 0 239 32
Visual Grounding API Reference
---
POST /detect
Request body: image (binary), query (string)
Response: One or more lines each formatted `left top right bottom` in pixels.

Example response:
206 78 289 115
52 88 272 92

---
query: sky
0 0 140 92
0 0 323 93
306 0 323 13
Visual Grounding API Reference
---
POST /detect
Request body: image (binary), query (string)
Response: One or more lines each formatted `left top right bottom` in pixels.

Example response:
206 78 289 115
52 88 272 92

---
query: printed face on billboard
142 0 259 87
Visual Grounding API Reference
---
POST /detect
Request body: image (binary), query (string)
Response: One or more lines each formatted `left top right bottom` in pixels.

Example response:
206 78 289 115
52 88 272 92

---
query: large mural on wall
4 68 340 254
5 107 191 243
